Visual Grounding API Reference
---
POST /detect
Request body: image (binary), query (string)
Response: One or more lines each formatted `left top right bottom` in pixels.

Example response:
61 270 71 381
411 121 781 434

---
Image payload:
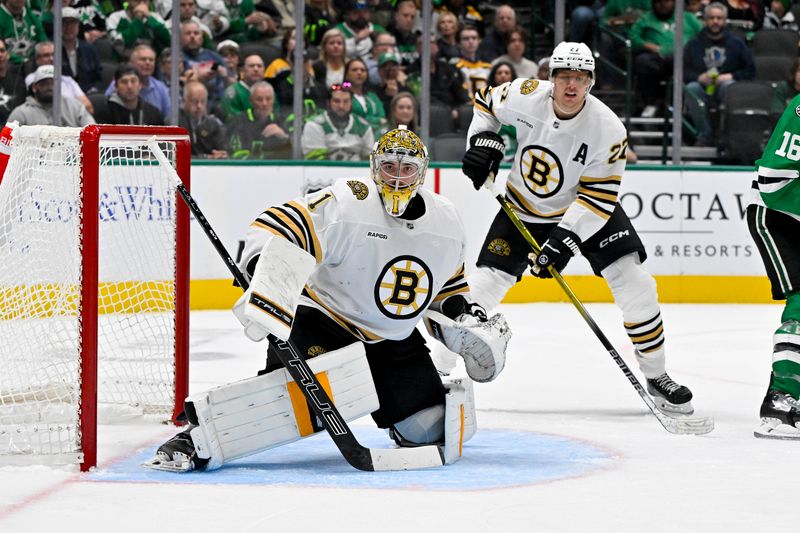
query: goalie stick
148 139 447 471
484 176 714 436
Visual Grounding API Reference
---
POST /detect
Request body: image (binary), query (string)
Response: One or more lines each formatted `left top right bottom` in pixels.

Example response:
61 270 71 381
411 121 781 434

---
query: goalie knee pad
182 342 378 471
390 404 445 446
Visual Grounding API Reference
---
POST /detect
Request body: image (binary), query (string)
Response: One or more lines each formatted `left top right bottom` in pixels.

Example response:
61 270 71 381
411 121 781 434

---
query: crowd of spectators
0 0 547 161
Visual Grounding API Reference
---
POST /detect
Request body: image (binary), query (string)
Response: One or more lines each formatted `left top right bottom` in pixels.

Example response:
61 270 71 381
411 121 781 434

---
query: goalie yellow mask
370 126 429 217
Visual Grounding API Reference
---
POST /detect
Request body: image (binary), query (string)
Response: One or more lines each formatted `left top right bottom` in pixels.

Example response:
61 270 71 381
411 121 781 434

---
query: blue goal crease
87 428 613 490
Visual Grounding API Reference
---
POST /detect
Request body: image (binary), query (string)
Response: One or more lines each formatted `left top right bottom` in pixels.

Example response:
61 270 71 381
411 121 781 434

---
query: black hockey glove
529 226 581 279
441 294 488 322
461 131 505 190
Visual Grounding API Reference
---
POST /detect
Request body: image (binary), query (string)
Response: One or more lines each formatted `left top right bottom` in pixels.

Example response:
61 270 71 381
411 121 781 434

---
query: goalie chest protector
298 178 467 342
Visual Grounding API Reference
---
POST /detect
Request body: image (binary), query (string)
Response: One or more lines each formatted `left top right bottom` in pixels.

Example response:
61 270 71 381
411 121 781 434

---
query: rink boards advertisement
183 163 770 306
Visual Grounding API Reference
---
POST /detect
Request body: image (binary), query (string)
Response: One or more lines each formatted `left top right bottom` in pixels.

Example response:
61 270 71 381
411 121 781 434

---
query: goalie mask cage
0 125 190 471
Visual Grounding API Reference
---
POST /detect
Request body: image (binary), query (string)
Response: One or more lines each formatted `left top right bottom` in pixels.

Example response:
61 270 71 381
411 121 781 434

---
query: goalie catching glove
462 131 505 190
425 296 511 383
529 226 581 278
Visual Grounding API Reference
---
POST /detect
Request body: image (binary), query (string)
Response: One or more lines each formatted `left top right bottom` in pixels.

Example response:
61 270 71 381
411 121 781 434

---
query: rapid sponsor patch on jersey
374 255 433 319
487 238 511 256
347 180 369 200
519 145 564 198
520 79 539 95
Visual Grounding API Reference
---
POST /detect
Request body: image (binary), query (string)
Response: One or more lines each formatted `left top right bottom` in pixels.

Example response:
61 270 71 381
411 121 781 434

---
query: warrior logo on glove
462 131 506 190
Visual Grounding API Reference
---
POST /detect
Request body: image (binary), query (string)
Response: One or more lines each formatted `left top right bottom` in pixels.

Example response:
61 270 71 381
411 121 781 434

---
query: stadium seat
429 132 466 162
92 37 114 61
718 81 774 164
753 55 794 83
239 43 282 69
456 102 474 132
100 60 117 88
88 92 109 122
752 29 798 57
428 103 456 137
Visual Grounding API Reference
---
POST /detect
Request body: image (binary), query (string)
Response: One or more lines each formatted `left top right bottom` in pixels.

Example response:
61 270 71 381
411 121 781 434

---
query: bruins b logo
374 255 433 319
519 144 564 198
520 79 539 95
347 180 369 200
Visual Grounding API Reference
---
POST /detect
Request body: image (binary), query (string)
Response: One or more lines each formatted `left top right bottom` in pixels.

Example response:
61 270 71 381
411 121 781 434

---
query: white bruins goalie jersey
239 178 470 342
469 78 630 241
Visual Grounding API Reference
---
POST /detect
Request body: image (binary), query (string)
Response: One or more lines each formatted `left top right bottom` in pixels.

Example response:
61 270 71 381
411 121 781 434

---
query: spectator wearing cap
764 0 798 30
106 0 171 57
42 1 109 45
217 39 241 86
181 19 228 110
104 43 171 121
8 64 95 126
491 25 538 80
220 53 265 119
374 50 408 111
477 4 516 62
0 39 26 123
227 80 291 159
25 41 94 114
334 0 386 62
58 7 103 94
0 0 46 65
366 31 395 86
301 82 373 161
387 0 419 66
453 24 491 97
179 80 228 158
95 63 164 125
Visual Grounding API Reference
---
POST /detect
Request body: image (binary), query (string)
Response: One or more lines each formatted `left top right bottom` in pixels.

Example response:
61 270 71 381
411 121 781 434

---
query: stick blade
369 445 445 471
657 412 715 435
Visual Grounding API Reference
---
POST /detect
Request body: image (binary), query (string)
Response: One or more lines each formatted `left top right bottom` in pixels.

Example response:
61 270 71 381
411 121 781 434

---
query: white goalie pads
233 234 317 341
425 310 511 383
184 342 378 471
442 377 477 464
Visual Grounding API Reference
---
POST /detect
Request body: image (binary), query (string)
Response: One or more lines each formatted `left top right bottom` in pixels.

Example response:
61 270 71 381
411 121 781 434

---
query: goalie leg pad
441 377 477 464
235 234 317 342
170 342 377 471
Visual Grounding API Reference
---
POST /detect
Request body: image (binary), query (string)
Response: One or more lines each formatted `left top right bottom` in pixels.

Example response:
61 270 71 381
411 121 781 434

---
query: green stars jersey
751 93 800 219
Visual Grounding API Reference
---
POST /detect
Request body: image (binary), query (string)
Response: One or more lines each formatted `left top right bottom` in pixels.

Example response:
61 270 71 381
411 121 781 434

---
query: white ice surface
0 304 795 533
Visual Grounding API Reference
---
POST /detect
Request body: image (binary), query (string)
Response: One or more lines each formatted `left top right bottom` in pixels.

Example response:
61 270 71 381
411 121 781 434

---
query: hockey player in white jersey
147 127 510 471
458 41 696 415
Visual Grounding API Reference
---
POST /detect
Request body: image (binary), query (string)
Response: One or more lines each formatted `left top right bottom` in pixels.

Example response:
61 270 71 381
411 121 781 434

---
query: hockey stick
485 177 714 435
147 139 446 470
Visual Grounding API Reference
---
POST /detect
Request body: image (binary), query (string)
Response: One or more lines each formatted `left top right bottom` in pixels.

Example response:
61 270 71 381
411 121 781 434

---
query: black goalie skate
754 389 800 440
646 372 694 415
143 427 209 472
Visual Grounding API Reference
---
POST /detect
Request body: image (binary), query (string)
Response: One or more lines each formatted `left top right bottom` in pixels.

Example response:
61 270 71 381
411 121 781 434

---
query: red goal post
0 125 190 471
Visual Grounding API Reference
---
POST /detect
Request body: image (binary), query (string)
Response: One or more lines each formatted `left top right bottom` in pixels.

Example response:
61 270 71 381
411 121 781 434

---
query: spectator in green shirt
0 0 46 64
630 0 702 115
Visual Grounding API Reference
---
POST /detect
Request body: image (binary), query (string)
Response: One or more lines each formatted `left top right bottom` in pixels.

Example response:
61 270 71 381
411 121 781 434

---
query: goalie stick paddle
485 177 714 436
148 139 446 471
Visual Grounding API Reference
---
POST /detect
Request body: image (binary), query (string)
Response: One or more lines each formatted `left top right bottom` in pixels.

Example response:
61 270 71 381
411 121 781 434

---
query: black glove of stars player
461 131 505 190
529 226 581 279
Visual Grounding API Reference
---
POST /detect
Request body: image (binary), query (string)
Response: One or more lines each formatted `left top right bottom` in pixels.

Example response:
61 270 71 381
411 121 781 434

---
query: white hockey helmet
370 125 429 217
549 41 595 91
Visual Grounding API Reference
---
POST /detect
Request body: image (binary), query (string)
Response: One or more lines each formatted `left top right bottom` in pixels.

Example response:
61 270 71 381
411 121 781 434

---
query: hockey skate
754 389 800 440
143 427 209 472
646 372 694 415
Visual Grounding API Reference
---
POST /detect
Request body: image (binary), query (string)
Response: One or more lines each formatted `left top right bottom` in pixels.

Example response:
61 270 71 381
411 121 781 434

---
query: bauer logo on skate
374 255 433 319
520 145 564 198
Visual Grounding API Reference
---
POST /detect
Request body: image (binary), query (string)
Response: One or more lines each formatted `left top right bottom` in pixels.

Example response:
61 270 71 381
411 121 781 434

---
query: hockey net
0 125 190 471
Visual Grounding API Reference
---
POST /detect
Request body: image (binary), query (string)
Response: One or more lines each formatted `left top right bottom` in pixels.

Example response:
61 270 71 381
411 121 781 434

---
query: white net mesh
0 126 181 465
